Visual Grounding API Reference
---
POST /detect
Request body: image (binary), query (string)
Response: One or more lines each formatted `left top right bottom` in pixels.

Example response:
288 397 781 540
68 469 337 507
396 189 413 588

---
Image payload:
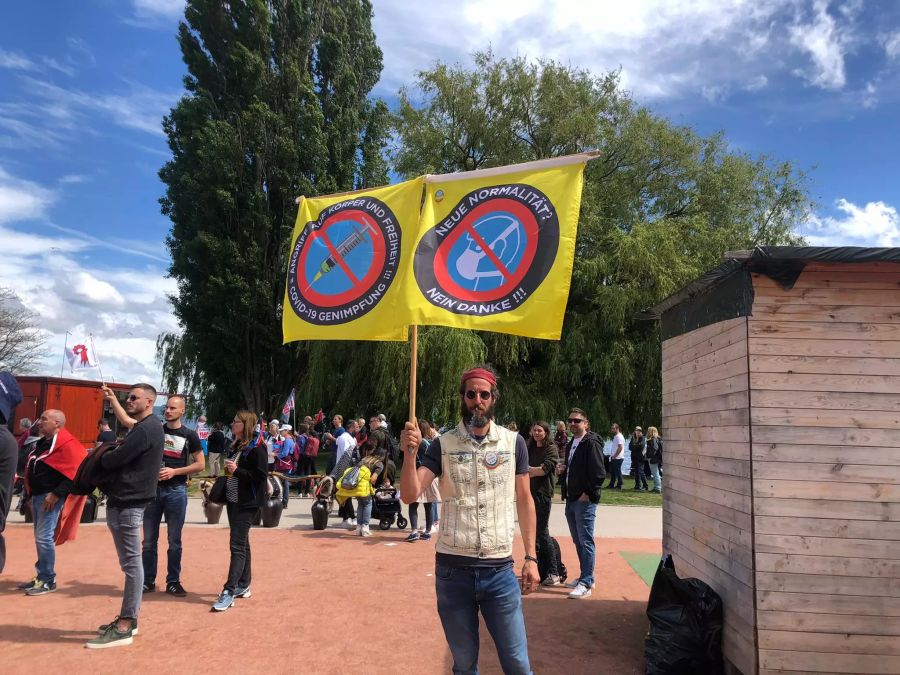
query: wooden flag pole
408 325 418 423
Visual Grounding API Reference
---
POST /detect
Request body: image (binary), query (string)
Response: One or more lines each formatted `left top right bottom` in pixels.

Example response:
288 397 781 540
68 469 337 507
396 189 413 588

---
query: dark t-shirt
161 424 202 487
96 429 117 444
422 429 528 568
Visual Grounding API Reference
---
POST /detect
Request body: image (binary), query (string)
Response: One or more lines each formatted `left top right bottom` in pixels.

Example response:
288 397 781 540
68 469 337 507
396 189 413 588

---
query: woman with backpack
212 410 267 612
334 444 385 537
645 427 664 494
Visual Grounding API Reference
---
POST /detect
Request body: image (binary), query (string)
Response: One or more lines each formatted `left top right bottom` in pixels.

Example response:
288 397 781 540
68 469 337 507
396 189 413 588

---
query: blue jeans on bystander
435 561 532 675
31 493 65 582
564 498 598 587
141 483 188 586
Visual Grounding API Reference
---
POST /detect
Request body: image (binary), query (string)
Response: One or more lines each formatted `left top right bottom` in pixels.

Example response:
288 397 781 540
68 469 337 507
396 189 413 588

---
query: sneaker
235 586 251 599
541 574 562 587
361 525 372 537
212 590 235 612
85 625 133 649
356 524 363 536
340 518 350 527
347 520 358 531
142 582 156 593
166 581 187 597
564 579 596 589
419 532 431 541
16 577 38 591
568 583 592 599
405 532 420 542
98 616 138 636
651 488 661 493
25 580 57 596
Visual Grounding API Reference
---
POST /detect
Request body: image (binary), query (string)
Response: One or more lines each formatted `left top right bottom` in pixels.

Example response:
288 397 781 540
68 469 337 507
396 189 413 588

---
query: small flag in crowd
281 388 295 422
65 336 99 371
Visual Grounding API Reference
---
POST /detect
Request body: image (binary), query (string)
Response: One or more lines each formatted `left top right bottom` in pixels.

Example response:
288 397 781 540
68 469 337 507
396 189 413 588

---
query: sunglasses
465 390 492 401
127 394 141 402
568 418 586 424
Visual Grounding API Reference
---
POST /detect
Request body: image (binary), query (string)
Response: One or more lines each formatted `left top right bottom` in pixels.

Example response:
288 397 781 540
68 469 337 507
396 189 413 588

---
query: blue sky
1 0 898 384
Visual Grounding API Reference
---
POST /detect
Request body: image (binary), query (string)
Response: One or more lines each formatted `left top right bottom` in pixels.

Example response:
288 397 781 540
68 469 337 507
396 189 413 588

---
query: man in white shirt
607 423 626 490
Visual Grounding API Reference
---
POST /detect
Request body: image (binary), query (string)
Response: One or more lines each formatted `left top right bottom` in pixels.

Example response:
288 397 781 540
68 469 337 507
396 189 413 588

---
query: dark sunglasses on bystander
568 418 585 425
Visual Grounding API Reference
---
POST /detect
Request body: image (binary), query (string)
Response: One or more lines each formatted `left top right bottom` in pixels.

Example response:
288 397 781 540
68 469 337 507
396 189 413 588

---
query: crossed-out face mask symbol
455 213 523 291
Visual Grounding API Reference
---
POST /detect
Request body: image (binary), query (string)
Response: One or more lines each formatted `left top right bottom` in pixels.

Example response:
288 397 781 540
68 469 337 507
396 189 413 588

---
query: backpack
304 435 320 458
71 443 117 496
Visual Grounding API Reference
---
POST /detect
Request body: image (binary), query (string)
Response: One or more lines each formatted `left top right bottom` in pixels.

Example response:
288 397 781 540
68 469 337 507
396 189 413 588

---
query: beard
461 400 496 429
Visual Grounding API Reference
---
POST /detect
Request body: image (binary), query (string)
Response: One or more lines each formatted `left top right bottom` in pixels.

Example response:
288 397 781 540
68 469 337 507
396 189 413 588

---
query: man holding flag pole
283 151 594 674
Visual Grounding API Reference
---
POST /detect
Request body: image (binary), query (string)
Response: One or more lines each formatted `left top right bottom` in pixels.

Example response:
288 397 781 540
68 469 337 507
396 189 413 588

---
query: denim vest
435 421 518 559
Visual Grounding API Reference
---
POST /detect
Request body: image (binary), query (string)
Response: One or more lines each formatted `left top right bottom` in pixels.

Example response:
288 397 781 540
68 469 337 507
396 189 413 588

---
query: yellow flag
401 158 586 339
282 178 424 342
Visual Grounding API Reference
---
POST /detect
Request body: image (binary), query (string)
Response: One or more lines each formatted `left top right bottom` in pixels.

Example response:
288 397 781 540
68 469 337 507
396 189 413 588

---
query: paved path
7 494 662 539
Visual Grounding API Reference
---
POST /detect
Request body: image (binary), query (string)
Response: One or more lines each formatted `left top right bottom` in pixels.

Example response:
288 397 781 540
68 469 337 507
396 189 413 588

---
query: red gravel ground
1 523 659 674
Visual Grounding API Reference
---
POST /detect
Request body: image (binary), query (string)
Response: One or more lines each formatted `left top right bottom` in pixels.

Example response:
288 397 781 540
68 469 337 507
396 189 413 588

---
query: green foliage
158 0 385 415
387 53 811 431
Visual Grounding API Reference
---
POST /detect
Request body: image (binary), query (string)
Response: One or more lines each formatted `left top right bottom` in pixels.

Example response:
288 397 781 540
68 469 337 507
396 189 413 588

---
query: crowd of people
0 365 662 671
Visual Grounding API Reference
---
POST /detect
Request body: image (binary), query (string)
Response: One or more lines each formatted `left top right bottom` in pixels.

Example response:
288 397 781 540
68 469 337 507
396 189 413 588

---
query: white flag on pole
65 336 99 371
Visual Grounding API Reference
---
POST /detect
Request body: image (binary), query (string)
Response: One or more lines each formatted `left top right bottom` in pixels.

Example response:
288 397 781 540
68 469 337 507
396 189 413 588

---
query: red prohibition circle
296 209 386 308
433 198 539 303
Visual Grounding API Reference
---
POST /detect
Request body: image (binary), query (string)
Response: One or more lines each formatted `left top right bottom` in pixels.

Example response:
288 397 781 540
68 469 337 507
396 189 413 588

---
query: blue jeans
357 496 372 526
649 463 661 491
107 505 145 619
608 458 623 487
435 562 532 675
31 493 65 582
141 483 188 585
565 499 598 587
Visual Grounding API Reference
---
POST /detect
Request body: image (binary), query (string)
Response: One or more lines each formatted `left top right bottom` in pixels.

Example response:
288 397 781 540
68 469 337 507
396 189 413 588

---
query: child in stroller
371 486 407 531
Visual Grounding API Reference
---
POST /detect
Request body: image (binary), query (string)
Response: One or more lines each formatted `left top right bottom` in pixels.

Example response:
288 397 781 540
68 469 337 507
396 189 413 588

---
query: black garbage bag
645 555 724 675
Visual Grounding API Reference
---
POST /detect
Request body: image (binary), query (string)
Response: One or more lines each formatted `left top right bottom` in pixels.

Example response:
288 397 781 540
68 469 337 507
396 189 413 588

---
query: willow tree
158 0 387 415
391 53 811 431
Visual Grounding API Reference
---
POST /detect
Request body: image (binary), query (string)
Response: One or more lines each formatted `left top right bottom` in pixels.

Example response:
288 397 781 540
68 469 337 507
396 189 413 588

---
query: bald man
18 409 87 596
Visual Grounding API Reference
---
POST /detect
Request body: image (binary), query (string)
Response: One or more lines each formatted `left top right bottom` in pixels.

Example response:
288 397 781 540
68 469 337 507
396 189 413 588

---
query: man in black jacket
85 382 164 649
563 407 606 599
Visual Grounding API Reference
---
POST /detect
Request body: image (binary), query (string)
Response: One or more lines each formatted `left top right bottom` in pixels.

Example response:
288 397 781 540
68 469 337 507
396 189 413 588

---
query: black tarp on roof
638 246 900 340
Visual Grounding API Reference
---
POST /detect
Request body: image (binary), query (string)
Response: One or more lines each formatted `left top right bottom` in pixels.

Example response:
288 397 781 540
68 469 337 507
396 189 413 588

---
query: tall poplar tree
158 0 386 416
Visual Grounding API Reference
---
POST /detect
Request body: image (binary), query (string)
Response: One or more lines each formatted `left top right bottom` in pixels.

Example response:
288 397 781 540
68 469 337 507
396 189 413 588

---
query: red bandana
460 368 497 387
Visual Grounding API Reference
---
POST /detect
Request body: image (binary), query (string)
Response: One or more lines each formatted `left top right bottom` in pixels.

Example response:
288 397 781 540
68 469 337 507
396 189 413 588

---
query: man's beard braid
461 401 495 429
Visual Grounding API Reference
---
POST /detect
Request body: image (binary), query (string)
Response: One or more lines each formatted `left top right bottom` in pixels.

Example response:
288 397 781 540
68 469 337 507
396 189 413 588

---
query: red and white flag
280 389 295 422
65 337 99 371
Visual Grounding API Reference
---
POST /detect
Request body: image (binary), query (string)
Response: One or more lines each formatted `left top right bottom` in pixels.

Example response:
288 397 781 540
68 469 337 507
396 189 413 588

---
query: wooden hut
643 247 900 675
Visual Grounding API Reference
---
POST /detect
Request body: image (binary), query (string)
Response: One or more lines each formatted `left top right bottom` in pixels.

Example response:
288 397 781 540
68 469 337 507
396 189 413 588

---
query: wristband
524 555 538 565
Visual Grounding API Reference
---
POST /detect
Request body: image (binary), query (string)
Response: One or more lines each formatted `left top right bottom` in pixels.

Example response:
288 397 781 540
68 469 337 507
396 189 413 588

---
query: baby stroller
371 486 407 531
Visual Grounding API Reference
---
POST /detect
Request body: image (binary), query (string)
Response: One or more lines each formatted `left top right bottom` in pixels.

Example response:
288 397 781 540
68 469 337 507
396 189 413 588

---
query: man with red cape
17 409 88 595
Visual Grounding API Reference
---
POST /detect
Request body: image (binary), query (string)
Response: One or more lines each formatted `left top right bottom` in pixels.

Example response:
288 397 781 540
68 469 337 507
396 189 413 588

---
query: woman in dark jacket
213 410 268 612
645 426 663 494
527 421 561 586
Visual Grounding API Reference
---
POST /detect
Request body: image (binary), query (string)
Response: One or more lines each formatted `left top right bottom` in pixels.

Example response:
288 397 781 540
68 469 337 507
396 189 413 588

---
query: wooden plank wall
748 262 900 675
661 316 757 675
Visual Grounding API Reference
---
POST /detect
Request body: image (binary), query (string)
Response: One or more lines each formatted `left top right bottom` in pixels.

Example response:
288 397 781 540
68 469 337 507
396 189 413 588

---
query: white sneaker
356 524 363 536
541 574 561 587
568 583 592 599
347 519 357 531
340 518 350 527
565 579 595 589
361 525 372 537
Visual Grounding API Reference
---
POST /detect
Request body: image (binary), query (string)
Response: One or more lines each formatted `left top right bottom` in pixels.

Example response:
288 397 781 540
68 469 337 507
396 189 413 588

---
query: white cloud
374 0 868 106
788 0 853 90
861 81 877 108
126 0 185 27
0 167 56 223
885 31 900 59
0 48 38 71
0 167 174 383
804 198 900 247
